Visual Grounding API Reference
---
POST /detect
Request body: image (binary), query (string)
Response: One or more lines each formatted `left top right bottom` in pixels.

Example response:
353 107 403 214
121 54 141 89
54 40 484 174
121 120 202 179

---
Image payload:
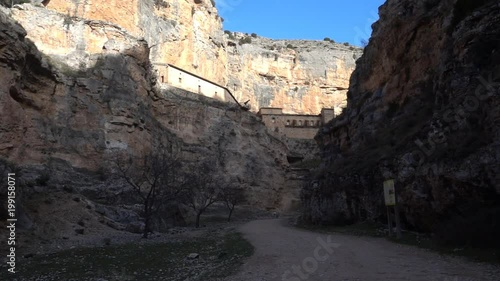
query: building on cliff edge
258 108 335 139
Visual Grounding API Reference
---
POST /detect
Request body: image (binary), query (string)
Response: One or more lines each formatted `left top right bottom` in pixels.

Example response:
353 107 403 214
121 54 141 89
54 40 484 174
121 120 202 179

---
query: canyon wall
226 33 363 114
19 0 361 115
302 0 500 239
26 0 228 85
0 6 289 238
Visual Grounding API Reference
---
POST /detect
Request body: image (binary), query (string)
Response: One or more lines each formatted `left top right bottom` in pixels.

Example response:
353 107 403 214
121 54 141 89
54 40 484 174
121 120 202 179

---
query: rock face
227 33 363 114
302 0 500 235
32 0 228 85
22 1 361 115
0 6 288 239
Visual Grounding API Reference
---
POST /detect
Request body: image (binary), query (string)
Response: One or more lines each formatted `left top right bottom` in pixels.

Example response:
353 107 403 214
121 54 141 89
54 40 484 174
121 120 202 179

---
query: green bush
286 44 294 49
238 36 252 45
324 37 331 41
343 42 350 46
251 33 257 38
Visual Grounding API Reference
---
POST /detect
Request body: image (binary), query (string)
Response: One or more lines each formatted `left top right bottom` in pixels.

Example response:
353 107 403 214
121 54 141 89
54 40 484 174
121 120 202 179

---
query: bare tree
183 160 221 228
114 148 184 238
219 184 246 222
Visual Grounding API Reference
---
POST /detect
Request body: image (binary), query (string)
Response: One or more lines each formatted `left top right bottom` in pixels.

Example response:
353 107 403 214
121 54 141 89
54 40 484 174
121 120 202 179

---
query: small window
299 120 303 126
286 120 290 126
198 85 201 94
272 117 276 123
179 77 182 83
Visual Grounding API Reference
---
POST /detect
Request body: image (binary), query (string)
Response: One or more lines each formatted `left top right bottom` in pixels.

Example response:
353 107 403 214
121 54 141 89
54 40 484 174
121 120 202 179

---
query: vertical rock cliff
302 0 500 243
28 0 228 85
17 1 362 115
226 33 363 114
0 5 288 240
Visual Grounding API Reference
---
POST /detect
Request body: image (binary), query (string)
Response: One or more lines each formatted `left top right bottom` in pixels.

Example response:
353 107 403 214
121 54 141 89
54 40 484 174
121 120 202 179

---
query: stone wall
258 108 334 140
154 64 234 103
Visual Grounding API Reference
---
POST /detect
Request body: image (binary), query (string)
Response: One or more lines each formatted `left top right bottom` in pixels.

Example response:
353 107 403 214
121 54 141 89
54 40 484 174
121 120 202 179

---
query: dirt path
223 219 500 281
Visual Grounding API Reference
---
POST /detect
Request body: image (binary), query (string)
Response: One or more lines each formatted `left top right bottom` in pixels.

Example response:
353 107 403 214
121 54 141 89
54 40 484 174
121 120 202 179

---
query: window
179 77 182 84
272 117 276 123
161 76 164 83
286 120 290 126
299 120 303 126
198 85 201 94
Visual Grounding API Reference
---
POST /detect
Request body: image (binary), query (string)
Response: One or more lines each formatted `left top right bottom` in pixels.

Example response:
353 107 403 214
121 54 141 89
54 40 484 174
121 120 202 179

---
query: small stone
187 253 199 259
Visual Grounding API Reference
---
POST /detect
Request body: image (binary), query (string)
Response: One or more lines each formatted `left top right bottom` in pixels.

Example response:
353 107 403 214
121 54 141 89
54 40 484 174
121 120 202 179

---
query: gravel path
223 219 500 281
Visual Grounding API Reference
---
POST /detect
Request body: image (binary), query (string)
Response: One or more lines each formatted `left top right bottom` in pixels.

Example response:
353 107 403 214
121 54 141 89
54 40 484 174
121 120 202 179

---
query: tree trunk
143 202 149 238
227 207 234 222
195 211 202 228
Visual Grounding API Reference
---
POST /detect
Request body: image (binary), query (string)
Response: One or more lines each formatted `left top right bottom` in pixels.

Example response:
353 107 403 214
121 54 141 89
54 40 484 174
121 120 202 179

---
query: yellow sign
383 180 396 206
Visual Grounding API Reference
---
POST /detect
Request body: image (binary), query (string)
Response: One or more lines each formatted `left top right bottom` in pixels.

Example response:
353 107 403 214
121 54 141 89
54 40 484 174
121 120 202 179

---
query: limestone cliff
18 0 228 85
302 0 500 243
0 6 288 238
15 1 361 115
227 33 363 115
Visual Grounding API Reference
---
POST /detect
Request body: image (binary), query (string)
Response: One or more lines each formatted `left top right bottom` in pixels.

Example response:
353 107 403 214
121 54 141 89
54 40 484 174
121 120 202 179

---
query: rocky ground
4 218 499 281
221 219 500 281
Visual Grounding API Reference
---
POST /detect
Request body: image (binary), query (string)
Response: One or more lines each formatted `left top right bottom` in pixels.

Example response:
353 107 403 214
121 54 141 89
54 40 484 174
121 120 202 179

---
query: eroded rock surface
302 0 500 236
0 7 289 242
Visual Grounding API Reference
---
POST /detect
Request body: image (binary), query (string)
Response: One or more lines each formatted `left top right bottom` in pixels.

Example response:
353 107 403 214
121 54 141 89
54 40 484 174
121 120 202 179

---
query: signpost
383 179 402 239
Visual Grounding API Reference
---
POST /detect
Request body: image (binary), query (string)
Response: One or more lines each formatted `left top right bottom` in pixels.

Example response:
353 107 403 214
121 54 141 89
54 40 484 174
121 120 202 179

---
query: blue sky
216 0 386 46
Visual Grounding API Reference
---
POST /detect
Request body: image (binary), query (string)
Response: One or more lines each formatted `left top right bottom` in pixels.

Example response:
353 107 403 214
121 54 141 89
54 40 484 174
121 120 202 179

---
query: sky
216 0 386 46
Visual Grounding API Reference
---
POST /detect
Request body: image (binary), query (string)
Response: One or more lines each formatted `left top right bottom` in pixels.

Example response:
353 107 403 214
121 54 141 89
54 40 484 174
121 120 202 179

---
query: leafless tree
219 184 246 222
114 148 184 238
183 160 221 228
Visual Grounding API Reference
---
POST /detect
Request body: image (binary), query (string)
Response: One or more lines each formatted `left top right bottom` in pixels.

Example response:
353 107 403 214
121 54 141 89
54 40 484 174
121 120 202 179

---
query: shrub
343 42 350 46
251 33 257 38
286 44 294 49
238 36 252 45
324 37 331 41
154 0 169 8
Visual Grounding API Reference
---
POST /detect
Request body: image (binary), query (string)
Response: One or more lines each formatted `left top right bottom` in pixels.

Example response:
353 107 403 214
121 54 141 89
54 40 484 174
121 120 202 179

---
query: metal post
386 206 393 237
394 204 402 239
